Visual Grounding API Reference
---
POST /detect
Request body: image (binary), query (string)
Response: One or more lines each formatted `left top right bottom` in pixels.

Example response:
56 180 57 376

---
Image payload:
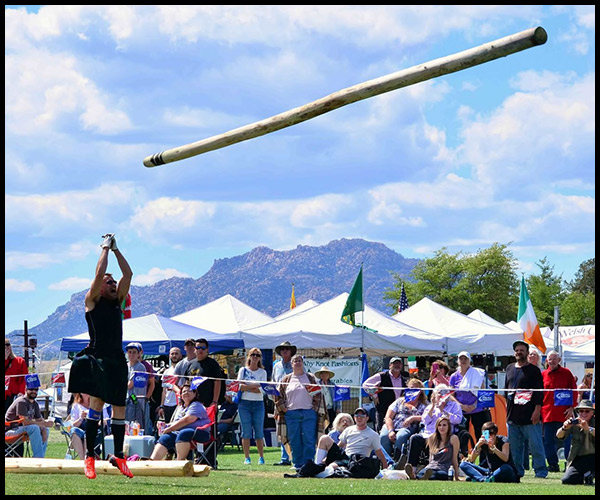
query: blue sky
5 6 595 333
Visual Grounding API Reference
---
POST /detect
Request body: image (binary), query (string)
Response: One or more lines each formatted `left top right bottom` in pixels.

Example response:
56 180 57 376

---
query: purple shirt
449 371 482 414
422 399 463 437
172 401 210 431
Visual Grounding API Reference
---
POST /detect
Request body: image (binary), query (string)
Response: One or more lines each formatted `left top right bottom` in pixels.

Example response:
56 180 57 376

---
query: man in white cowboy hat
315 366 341 431
271 341 297 466
556 399 595 485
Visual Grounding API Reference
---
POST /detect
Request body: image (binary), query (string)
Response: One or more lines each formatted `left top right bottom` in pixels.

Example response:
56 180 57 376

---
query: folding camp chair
218 410 241 451
190 405 218 469
5 416 31 458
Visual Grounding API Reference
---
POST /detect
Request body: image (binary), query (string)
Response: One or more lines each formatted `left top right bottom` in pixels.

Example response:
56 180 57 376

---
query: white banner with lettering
303 357 362 386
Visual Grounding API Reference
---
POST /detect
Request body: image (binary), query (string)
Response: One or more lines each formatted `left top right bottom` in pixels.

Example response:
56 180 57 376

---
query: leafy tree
526 257 565 327
567 258 595 294
559 292 595 325
385 243 519 322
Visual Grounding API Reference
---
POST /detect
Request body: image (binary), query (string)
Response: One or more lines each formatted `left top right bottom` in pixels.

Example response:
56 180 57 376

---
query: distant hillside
8 238 419 356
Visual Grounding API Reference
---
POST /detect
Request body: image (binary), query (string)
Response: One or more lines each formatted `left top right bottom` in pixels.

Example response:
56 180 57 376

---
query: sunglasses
354 413 367 417
27 388 39 392
5 343 11 347
105 279 117 286
250 353 261 357
195 345 208 350
577 409 592 414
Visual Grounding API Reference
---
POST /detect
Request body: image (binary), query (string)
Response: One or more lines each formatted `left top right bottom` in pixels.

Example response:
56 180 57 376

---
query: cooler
103 435 156 458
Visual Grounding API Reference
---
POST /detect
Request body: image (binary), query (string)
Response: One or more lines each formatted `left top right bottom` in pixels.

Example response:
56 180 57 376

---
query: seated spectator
217 392 239 440
150 384 210 461
556 399 595 485
316 407 387 470
314 412 353 464
380 378 428 460
460 421 519 483
577 373 593 403
405 415 459 480
399 384 463 469
5 386 55 458
67 393 109 459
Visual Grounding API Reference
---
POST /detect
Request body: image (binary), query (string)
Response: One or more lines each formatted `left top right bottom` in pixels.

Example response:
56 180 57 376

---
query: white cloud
133 267 191 286
48 277 91 291
5 279 36 292
5 252 59 271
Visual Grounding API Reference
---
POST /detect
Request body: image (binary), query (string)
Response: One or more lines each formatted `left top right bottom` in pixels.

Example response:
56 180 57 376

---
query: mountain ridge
8 238 419 355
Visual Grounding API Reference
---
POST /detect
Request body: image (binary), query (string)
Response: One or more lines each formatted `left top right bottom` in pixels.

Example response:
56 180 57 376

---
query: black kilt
68 349 127 407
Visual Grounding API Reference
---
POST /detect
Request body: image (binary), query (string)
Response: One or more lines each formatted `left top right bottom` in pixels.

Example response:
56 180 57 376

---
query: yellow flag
290 285 296 310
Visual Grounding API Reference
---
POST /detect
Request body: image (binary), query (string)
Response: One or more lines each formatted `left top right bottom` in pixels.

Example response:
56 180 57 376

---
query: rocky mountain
8 238 419 356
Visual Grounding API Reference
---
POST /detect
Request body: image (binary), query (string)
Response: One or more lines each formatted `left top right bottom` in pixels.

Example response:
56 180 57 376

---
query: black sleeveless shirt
85 296 123 356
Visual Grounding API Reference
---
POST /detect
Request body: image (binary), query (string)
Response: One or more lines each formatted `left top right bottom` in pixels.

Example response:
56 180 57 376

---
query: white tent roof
274 300 319 320
241 293 444 355
172 294 273 333
394 297 523 356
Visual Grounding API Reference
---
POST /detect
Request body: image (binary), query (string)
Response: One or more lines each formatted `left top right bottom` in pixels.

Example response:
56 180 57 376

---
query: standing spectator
237 347 268 465
274 354 327 470
541 350 577 472
362 356 408 432
158 347 183 424
149 384 210 461
405 415 460 481
577 372 593 403
556 399 595 485
428 359 451 388
460 421 519 483
380 378 428 461
505 340 548 479
5 338 28 415
401 384 463 469
449 351 490 441
125 343 150 432
271 341 296 466
185 338 224 409
314 366 341 431
136 344 156 434
5 385 55 457
173 339 196 390
522 345 544 470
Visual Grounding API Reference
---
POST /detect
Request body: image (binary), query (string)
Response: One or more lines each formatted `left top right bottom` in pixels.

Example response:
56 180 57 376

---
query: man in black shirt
185 338 224 408
68 234 133 479
504 340 548 479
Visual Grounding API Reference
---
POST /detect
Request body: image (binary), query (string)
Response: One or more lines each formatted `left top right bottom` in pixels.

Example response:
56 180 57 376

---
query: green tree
385 243 519 322
559 292 595 325
567 258 595 294
526 257 565 327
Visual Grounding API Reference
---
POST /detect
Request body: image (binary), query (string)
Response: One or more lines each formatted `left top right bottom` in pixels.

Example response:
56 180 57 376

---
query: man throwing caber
68 234 134 479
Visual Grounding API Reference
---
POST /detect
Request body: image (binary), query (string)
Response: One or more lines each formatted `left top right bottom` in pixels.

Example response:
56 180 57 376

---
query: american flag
397 283 409 313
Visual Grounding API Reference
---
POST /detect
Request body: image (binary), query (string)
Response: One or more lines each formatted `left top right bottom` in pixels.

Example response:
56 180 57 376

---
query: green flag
341 266 364 326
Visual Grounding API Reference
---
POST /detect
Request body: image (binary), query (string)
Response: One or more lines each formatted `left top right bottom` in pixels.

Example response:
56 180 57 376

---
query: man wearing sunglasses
67 233 133 479
556 399 595 485
184 338 224 408
6 385 55 457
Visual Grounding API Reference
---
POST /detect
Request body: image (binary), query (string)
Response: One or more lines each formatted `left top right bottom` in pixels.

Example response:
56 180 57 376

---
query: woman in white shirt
237 347 268 465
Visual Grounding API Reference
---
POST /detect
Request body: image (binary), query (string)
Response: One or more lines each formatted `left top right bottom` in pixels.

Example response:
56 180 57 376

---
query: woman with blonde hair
237 347 268 465
405 415 460 481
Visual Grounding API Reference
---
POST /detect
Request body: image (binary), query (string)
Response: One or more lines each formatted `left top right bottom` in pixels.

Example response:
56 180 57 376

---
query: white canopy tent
394 297 523 356
274 300 319 320
468 309 522 332
542 325 595 362
240 293 445 355
172 294 273 333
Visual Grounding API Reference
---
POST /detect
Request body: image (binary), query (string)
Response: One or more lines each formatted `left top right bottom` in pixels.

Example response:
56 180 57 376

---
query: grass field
5 431 595 495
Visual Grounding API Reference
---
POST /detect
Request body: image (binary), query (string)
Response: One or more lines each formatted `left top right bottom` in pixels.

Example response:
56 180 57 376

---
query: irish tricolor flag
517 276 546 353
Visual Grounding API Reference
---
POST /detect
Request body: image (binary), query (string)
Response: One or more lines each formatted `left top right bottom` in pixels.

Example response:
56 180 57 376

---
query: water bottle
375 471 384 480
448 466 454 479
65 452 72 460
125 421 130 436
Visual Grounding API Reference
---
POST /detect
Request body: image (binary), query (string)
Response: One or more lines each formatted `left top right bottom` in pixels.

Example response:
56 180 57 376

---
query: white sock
315 448 327 464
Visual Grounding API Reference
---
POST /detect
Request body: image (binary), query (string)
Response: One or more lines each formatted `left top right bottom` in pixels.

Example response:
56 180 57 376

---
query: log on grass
4 458 195 477
192 464 212 477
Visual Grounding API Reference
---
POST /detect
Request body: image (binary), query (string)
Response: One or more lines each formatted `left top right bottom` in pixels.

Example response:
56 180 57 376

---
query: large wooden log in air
4 458 196 477
143 26 547 167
